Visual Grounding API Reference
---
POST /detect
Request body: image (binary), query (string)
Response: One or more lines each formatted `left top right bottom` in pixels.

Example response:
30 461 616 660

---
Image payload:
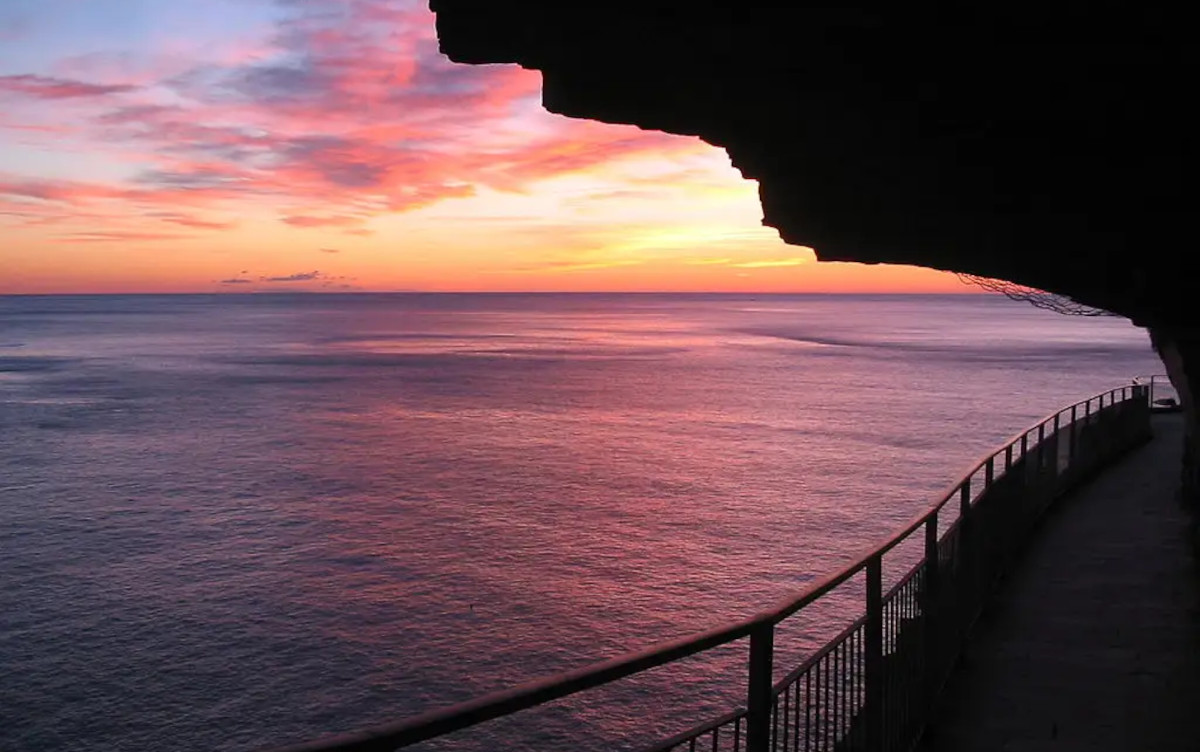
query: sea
0 293 1163 752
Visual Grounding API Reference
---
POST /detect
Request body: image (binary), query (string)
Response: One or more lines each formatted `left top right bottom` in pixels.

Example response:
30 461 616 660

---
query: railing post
958 478 977 631
981 458 995 581
746 622 775 752
960 478 971 516
1066 408 1074 465
865 555 884 752
922 512 940 724
1083 400 1092 463
1099 394 1110 455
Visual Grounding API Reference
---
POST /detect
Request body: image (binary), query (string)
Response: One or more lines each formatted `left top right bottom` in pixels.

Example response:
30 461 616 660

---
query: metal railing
271 385 1153 752
1135 374 1179 412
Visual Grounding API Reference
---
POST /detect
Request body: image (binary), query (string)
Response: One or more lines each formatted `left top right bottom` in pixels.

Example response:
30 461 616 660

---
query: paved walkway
920 413 1200 751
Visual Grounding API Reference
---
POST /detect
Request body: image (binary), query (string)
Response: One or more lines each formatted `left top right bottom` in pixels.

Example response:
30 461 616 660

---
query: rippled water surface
0 293 1161 751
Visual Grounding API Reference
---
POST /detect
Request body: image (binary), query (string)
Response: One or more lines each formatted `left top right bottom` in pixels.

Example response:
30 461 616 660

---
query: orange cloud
151 212 238 230
281 214 365 229
59 230 195 243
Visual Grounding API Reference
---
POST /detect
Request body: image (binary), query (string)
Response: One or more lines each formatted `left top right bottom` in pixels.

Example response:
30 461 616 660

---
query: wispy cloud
218 269 361 289
730 257 812 268
0 74 137 99
149 211 237 230
59 230 194 243
281 214 366 229
502 258 646 274
261 270 321 282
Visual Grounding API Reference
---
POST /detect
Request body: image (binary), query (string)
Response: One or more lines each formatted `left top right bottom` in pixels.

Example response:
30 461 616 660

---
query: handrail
709 383 1145 631
273 617 760 752
774 615 868 693
270 383 1152 752
1134 373 1178 410
643 708 747 752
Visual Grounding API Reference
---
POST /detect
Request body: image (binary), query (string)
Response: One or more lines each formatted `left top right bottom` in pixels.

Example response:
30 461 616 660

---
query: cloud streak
60 230 194 243
0 74 137 99
730 257 811 268
218 269 361 290
281 214 365 228
150 212 238 230
262 270 321 282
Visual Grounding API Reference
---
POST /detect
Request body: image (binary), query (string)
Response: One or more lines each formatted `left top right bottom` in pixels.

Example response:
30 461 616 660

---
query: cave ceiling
431 3 1187 328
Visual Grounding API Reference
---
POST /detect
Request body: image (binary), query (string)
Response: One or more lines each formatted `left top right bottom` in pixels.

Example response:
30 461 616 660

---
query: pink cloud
0 174 248 208
0 177 115 203
2 0 702 239
0 74 136 99
0 116 75 135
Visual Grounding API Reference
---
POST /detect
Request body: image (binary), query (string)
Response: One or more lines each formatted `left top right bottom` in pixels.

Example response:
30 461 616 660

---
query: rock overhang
431 2 1188 328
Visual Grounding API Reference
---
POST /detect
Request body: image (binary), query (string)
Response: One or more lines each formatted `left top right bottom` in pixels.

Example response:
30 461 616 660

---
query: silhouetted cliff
430 2 1197 497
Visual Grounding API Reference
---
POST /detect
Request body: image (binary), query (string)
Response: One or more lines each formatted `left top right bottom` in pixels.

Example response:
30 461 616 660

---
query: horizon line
0 289 992 297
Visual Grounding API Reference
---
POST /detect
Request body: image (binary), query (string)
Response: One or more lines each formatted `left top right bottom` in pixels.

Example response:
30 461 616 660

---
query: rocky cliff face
431 2 1196 495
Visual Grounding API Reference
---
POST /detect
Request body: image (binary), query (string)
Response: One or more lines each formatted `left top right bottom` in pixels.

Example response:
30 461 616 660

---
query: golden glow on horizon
0 1 971 295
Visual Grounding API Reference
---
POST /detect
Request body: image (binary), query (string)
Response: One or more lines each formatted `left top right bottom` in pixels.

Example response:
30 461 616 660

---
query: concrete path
920 413 1200 751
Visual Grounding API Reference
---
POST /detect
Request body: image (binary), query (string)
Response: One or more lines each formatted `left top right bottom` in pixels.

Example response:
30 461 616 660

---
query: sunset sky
0 0 967 294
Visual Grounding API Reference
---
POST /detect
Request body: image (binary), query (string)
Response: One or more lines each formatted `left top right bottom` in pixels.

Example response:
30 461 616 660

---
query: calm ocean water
0 293 1161 751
